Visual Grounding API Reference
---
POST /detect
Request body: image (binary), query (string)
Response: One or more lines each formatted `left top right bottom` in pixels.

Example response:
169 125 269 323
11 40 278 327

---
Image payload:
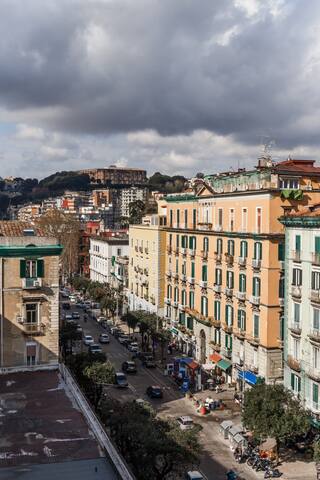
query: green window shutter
237 310 241 328
291 373 294 390
191 262 195 278
202 265 207 281
313 383 319 404
37 259 44 278
176 235 179 247
278 243 285 261
111 256 115 266
225 334 228 348
295 235 301 252
315 237 320 254
20 259 26 278
298 376 301 392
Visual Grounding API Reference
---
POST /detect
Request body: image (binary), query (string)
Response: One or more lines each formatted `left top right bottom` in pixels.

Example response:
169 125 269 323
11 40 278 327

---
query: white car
99 333 110 344
186 472 204 480
83 335 94 346
128 342 139 352
177 416 194 430
97 316 107 324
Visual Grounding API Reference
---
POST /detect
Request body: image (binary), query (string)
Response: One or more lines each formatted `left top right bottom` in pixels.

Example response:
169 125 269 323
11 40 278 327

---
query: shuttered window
312 271 320 290
191 262 195 278
203 237 209 252
202 265 208 282
253 314 259 338
227 239 235 256
240 240 248 258
278 243 285 261
239 274 246 292
214 301 221 320
225 305 233 326
189 291 194 309
237 310 246 330
227 270 234 288
292 268 302 286
216 238 223 254
252 277 261 296
215 268 222 285
295 235 301 252
254 242 262 260
316 237 320 254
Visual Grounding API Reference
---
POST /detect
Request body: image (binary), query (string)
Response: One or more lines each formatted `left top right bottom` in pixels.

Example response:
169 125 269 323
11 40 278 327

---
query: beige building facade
128 215 166 317
0 222 62 369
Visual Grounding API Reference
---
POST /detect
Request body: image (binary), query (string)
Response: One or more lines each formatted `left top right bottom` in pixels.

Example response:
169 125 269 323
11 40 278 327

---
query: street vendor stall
219 420 233 439
259 437 277 461
230 433 248 453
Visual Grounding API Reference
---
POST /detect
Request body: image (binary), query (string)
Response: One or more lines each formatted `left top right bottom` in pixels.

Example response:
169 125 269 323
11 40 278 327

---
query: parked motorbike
264 467 282 478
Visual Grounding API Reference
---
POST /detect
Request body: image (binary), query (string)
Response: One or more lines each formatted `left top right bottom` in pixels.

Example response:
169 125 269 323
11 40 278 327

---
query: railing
180 247 187 256
308 329 320 343
22 323 44 335
249 295 260 306
234 328 246 339
214 252 222 263
311 289 320 303
214 225 223 232
225 253 234 266
289 322 301 335
173 247 179 255
201 250 208 260
291 286 302 298
200 280 208 289
166 270 172 278
213 284 222 293
211 318 221 327
224 287 233 297
178 304 186 311
197 222 213 231
287 354 301 372
221 348 232 359
236 291 246 301
188 276 195 285
238 257 246 267
224 324 233 334
164 298 171 305
59 364 134 480
252 259 261 269
22 278 42 289
166 245 172 254
306 366 320 382
292 250 301 262
248 364 259 374
189 249 196 257
180 274 187 282
172 301 179 308
246 334 260 346
210 341 221 351
312 253 320 265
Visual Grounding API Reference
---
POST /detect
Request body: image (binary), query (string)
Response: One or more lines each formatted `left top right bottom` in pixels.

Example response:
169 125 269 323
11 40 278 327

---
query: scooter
264 467 282 478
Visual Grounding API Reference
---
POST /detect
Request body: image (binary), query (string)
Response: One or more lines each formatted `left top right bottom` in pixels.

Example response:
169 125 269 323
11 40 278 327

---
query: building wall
0 238 61 369
89 238 129 284
128 218 166 317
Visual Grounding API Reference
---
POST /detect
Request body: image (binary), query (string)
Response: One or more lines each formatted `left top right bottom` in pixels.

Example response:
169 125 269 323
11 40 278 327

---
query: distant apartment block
116 187 148 218
80 165 147 186
0 221 62 369
89 236 129 284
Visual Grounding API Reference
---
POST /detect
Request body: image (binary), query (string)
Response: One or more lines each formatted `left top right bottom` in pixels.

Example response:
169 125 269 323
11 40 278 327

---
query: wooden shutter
37 259 44 278
20 259 26 278
291 373 295 390
315 237 320 254
278 243 284 261
295 235 301 251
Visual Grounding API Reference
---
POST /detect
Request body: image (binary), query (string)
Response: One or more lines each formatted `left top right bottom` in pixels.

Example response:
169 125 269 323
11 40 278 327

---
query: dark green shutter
298 376 301 392
20 259 26 278
191 262 195 277
313 383 319 404
37 259 44 278
291 373 294 390
237 310 241 328
278 243 284 261
202 265 207 281
295 235 301 252
316 237 320 254
176 235 179 247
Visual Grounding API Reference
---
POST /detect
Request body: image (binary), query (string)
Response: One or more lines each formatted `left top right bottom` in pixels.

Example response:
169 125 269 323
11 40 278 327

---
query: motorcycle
264 467 282 478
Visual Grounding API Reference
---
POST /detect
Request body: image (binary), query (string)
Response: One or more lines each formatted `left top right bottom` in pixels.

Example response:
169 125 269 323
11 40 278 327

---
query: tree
242 384 310 452
0 193 10 219
123 312 139 334
36 209 80 278
84 361 115 409
60 323 81 357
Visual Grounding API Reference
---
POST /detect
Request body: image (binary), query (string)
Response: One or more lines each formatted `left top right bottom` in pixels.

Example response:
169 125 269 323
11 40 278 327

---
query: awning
210 353 222 363
238 370 257 385
188 360 200 370
202 363 215 371
170 328 179 335
217 359 232 371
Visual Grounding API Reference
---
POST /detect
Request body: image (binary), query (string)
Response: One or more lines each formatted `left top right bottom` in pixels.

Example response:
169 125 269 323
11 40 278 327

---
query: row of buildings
88 156 320 417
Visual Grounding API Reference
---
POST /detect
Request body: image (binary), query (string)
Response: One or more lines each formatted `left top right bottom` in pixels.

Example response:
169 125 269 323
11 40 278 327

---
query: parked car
115 372 128 388
99 333 110 344
111 327 121 336
69 295 77 304
146 385 163 398
143 355 156 368
118 335 130 345
65 314 73 321
97 316 107 324
89 344 103 355
71 311 80 319
186 472 204 480
83 335 94 346
76 324 83 334
177 416 194 431
62 302 70 310
122 361 137 373
127 342 139 353
114 329 125 339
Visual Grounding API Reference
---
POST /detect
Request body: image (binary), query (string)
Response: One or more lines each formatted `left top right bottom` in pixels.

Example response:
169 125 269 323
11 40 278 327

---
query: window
293 302 300 326
201 296 208 316
202 265 207 282
214 300 220 321
167 285 171 298
313 308 320 331
181 290 186 306
184 209 188 228
187 316 194 330
313 383 319 409
225 305 233 326
189 291 195 309
252 277 261 296
214 328 221 344
312 271 320 290
278 243 285 261
191 262 195 278
239 273 246 292
192 209 197 229
226 270 234 288
227 239 235 256
177 209 180 228
26 343 37 366
216 238 223 254
293 337 300 360
176 235 180 248
189 236 196 250
203 237 209 252
241 208 247 232
295 234 301 252
169 210 173 227
313 346 320 369
256 207 262 233
290 373 301 393
182 261 186 275
238 310 246 331
240 240 248 258
225 334 232 350
174 287 179 302
253 314 259 338
280 315 284 342
292 268 302 286
253 242 262 260
280 178 299 189
215 268 222 285
315 237 320 254
279 276 284 298
20 259 44 279
218 208 223 228
25 303 38 324
179 312 185 325
229 209 235 232
175 259 179 273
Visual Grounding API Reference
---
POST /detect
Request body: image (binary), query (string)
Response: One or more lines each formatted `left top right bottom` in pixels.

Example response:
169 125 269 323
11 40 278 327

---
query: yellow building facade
164 159 320 384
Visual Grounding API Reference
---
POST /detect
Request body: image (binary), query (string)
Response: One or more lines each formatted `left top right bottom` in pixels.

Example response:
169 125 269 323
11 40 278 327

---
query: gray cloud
0 0 320 177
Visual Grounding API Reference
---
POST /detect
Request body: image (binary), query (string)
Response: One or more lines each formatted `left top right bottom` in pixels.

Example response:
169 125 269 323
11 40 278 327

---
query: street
65 302 260 480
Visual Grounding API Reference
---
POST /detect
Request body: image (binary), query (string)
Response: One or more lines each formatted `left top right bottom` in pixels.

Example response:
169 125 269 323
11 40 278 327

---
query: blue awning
237 370 257 385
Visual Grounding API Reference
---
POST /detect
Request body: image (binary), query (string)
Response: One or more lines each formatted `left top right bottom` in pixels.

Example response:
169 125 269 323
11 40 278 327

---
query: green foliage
242 384 310 448
99 398 200 479
39 170 90 192
314 439 320 462
148 172 187 193
0 193 10 218
84 361 115 409
122 312 139 333
60 323 82 357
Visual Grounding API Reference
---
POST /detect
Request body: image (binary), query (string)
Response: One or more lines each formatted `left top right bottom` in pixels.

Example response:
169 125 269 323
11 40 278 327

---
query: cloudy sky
0 0 319 179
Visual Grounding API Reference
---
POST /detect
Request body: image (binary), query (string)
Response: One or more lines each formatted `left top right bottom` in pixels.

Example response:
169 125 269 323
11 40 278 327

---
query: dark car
72 311 80 319
146 385 163 399
142 355 156 368
115 372 128 388
62 302 70 310
122 361 137 373
88 344 103 355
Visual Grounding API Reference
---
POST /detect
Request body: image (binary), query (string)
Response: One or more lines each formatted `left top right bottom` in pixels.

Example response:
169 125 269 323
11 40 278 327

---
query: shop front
216 358 232 384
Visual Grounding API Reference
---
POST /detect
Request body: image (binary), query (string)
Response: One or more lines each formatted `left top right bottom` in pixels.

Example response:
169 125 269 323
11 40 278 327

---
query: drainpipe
0 258 3 367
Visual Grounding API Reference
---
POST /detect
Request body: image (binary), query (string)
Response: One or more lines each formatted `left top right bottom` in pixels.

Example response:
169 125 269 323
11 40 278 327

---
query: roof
0 221 44 237
91 236 129 244
275 158 320 174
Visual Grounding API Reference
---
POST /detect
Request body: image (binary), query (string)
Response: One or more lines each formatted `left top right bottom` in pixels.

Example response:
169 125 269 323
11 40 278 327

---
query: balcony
252 259 261 270
306 366 320 382
166 271 172 280
234 328 246 340
224 287 233 297
164 297 171 305
22 278 42 289
223 324 233 334
180 247 187 256
213 284 222 293
308 329 320 344
312 253 320 266
197 222 213 231
201 250 208 260
292 250 301 262
289 322 301 335
166 245 172 254
188 276 195 285
221 347 232 359
246 334 260 346
172 301 179 308
248 364 259 374
178 304 186 311
172 272 179 280
215 225 223 232
311 289 320 303
249 295 260 306
22 323 45 335
210 341 221 352
189 249 196 257
173 247 179 256
225 253 234 266
287 354 301 372
211 318 221 328
236 291 246 301
238 257 247 267
214 252 222 263
199 280 208 289
180 274 187 283
291 285 302 299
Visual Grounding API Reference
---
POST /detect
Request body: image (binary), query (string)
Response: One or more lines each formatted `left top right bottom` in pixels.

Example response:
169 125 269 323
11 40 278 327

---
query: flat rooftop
0 370 117 479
